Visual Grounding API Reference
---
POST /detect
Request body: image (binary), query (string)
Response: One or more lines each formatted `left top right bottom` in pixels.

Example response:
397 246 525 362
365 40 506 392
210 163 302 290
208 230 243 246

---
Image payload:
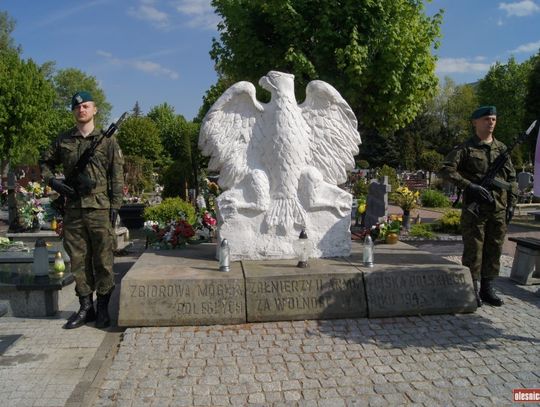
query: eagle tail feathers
265 197 307 230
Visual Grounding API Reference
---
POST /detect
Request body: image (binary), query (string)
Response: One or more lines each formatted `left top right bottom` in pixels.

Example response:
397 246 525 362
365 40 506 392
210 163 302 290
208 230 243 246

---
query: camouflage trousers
63 208 115 296
461 208 507 281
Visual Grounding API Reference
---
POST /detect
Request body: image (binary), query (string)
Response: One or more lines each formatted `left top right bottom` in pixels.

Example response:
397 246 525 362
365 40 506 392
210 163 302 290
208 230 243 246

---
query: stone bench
509 237 540 285
0 262 75 317
0 250 74 317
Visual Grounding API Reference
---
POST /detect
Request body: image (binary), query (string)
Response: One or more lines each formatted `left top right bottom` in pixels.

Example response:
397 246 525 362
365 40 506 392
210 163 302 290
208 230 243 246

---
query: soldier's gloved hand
466 183 493 204
109 208 118 227
505 206 514 224
49 179 76 198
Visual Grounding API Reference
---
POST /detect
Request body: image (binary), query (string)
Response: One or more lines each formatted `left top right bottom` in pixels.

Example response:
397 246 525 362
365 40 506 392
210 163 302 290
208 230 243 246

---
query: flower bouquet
355 215 402 243
143 197 216 249
145 219 196 249
392 186 420 212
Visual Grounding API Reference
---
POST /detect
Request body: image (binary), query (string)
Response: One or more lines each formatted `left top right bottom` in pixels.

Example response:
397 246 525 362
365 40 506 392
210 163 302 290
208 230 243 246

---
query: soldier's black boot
473 280 482 307
95 290 112 329
66 294 96 323
479 278 504 306
64 295 95 329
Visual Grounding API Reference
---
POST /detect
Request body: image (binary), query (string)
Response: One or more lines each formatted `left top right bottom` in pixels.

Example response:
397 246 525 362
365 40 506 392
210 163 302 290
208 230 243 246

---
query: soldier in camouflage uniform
40 91 124 329
440 106 517 307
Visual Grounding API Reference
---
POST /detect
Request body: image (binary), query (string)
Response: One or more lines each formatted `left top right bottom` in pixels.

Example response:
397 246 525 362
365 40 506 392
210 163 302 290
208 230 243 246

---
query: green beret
71 91 94 110
471 105 496 120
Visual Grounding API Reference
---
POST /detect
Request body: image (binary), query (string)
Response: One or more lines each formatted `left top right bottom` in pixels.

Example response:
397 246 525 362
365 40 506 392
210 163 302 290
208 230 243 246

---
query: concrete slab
347 241 477 317
118 243 246 327
243 257 366 322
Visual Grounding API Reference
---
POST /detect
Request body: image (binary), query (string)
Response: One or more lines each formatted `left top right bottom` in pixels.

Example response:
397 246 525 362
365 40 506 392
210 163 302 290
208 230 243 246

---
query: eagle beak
259 75 276 91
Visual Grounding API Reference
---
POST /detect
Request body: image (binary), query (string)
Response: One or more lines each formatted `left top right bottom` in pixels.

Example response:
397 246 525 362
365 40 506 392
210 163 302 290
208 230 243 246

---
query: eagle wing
300 80 361 185
198 81 265 189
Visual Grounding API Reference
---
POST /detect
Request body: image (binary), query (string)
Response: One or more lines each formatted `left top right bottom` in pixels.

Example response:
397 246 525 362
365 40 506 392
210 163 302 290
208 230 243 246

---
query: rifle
51 112 128 214
467 119 538 217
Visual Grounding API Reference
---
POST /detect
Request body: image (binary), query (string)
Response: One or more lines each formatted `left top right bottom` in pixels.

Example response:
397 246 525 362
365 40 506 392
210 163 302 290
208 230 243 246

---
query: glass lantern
293 228 311 268
219 238 230 272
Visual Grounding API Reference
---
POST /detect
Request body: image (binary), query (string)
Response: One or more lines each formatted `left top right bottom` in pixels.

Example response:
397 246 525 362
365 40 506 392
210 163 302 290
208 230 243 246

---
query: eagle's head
259 71 295 96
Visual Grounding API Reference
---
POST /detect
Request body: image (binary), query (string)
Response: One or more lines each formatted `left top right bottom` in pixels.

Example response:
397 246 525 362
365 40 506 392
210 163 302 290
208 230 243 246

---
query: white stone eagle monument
199 71 361 260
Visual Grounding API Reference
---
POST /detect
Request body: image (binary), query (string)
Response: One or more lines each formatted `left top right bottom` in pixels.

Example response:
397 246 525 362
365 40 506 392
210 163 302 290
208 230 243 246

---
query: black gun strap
77 132 107 172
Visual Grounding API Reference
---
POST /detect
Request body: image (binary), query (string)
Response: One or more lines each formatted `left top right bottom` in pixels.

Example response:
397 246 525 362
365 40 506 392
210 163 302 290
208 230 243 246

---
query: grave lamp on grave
219 238 230 272
31 238 49 276
293 228 312 268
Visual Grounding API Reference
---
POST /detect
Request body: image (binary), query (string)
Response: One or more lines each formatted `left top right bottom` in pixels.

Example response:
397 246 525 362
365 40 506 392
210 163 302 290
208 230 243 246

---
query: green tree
210 0 442 132
116 116 163 164
147 103 187 161
477 56 533 166
0 49 56 174
124 155 154 196
0 11 19 52
148 103 202 196
358 129 400 169
423 78 478 155
51 68 112 128
418 149 443 187
132 101 143 117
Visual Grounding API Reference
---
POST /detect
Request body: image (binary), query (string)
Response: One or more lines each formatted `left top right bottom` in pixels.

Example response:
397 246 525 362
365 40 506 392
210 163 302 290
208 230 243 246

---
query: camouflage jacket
39 127 125 210
440 135 517 212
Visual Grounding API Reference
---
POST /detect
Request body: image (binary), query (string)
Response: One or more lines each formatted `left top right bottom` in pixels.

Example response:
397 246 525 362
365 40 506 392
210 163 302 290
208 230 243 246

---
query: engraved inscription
130 284 191 298
368 271 470 309
248 276 363 315
129 281 244 317
370 272 466 290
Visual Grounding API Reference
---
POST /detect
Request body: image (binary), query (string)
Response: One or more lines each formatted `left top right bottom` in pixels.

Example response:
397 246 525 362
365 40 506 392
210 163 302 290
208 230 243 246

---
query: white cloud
133 60 179 79
436 58 493 74
510 40 540 53
34 0 110 28
97 50 179 80
172 0 220 30
499 0 540 17
96 50 113 58
128 0 170 28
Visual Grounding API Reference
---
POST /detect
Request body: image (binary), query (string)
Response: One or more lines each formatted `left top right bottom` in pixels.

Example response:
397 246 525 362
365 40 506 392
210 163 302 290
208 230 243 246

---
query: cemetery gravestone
364 176 390 228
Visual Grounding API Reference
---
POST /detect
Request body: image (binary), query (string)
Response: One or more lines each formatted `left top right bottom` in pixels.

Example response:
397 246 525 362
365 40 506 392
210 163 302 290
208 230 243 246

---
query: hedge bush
432 209 461 234
409 223 436 239
143 197 197 225
420 189 451 208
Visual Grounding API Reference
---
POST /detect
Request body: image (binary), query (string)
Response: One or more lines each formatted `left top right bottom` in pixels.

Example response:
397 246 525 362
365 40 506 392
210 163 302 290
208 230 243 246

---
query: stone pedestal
243 258 366 322
118 244 245 327
348 242 477 317
118 241 477 327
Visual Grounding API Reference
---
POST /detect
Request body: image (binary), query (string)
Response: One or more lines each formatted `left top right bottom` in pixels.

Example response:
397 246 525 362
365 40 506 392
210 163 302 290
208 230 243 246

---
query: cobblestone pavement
93 278 539 407
0 316 111 407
